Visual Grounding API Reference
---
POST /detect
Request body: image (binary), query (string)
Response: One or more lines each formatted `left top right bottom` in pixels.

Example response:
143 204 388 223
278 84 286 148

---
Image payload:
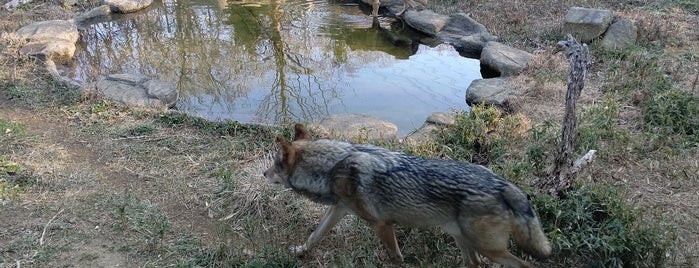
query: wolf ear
278 137 296 168
293 123 312 141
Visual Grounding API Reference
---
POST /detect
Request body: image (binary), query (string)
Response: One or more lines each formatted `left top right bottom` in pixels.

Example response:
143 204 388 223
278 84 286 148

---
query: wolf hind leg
451 233 482 268
478 249 532 268
292 205 349 256
468 217 532 268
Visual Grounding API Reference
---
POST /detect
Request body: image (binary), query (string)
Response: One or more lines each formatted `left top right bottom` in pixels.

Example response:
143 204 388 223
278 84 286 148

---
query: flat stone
104 0 153 13
405 123 439 143
317 114 398 141
403 9 448 36
93 73 178 108
14 20 79 43
426 112 455 126
19 39 77 61
465 77 514 108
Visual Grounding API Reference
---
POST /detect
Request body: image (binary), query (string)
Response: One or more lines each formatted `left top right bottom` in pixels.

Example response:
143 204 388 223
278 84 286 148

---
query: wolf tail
502 185 552 259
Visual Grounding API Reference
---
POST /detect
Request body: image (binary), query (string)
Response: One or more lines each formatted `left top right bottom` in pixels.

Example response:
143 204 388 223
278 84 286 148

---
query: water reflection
73 0 480 134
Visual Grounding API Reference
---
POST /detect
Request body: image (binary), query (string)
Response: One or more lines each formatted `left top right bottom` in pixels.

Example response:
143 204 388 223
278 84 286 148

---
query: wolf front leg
373 221 404 264
291 205 349 256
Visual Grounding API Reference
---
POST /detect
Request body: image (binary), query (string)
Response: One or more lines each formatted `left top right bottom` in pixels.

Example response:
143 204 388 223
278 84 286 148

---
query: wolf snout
263 168 284 185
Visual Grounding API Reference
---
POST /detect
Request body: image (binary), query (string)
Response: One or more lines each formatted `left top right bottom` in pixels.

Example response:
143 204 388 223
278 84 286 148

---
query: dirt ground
1 0 698 267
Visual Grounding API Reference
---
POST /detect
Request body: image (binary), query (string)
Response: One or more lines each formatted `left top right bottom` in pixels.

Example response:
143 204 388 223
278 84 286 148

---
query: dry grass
1 0 698 267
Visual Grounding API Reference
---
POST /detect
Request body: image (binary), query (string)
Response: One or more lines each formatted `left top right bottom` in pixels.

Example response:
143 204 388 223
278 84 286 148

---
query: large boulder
465 77 514 108
435 13 498 56
91 73 178 108
13 20 79 62
480 41 533 77
563 7 613 42
316 114 398 141
601 18 637 51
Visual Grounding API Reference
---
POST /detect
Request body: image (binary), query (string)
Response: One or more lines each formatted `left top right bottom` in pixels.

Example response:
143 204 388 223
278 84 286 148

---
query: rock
13 20 79 62
3 0 32 10
405 123 439 142
425 112 455 126
563 7 613 42
73 5 112 26
465 77 513 108
441 13 489 37
358 0 424 17
317 114 398 141
19 40 77 62
480 41 533 77
14 20 79 43
92 73 178 108
601 18 637 51
403 9 448 36
405 112 455 142
104 0 153 13
63 0 78 7
435 13 497 56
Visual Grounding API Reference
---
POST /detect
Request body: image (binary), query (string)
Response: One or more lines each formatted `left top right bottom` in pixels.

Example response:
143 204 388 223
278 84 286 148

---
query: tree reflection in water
73 0 480 133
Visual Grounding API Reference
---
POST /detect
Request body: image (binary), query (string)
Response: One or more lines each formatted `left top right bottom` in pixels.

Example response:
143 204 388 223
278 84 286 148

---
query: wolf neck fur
287 139 356 204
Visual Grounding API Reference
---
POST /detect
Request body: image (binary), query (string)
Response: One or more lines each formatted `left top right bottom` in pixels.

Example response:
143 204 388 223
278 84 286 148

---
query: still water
71 0 481 134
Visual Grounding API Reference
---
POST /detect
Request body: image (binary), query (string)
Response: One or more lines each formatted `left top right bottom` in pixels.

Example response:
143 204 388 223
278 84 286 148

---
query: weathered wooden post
544 34 593 195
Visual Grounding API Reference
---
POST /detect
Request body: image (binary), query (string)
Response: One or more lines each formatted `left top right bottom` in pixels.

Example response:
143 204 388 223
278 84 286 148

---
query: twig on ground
123 166 159 181
113 135 167 142
39 208 65 246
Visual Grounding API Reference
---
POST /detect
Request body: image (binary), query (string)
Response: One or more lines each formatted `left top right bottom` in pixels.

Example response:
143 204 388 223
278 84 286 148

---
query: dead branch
541 34 592 195
570 149 597 175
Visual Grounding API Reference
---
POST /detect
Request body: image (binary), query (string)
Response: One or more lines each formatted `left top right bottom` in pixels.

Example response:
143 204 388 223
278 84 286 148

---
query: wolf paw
289 245 307 257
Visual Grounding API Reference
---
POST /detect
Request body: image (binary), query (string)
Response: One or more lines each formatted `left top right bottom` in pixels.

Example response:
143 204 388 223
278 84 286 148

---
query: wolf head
263 124 312 187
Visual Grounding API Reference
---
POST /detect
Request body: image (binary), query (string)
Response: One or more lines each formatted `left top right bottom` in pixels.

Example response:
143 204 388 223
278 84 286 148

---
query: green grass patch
0 157 33 201
0 72 81 110
127 124 156 136
436 105 529 166
0 119 26 137
577 95 631 161
110 194 172 251
154 112 278 138
671 0 699 13
642 88 698 147
533 183 676 267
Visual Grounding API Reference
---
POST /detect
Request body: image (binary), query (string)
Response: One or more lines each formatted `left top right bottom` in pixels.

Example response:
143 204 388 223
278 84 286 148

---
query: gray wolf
263 124 551 267
371 0 427 18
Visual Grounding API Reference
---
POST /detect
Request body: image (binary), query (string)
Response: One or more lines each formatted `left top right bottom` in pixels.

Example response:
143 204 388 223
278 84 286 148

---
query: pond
71 0 481 134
